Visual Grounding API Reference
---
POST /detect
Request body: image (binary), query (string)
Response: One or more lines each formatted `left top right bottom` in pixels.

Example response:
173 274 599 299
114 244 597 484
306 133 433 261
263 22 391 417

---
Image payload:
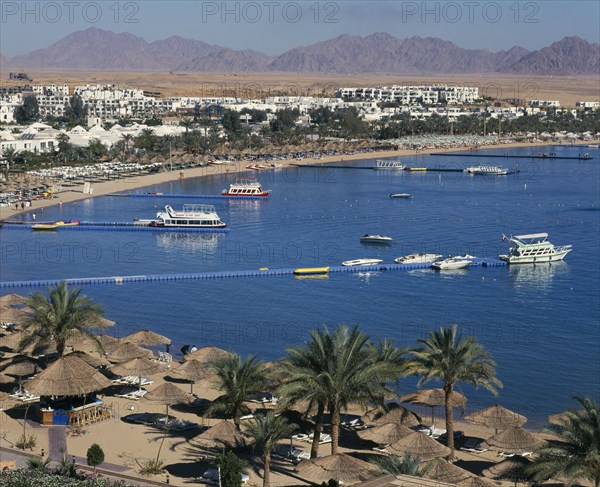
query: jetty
431 152 593 160
0 221 229 234
0 258 507 289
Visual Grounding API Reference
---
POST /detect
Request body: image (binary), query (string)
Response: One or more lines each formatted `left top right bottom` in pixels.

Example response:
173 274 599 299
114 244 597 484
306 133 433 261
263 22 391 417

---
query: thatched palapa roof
24 355 111 396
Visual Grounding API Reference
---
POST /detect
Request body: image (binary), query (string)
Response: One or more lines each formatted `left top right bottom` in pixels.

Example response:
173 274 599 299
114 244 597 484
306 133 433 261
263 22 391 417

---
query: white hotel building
338 85 479 105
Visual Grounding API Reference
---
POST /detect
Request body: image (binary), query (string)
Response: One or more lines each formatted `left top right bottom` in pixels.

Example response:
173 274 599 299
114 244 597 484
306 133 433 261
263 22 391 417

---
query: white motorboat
499 233 572 264
390 193 412 198
140 204 227 228
222 178 271 197
342 259 384 267
360 234 393 244
374 159 405 170
431 257 471 270
395 253 443 264
464 165 508 175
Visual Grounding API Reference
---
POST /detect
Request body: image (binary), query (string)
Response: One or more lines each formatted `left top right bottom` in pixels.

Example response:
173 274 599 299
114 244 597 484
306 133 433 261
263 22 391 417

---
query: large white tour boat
499 233 572 264
464 165 508 175
141 204 227 228
222 179 271 197
374 159 405 170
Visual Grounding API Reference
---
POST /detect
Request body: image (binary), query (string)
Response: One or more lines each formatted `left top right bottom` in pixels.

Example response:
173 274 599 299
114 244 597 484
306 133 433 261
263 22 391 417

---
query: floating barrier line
1 222 229 234
0 259 506 289
430 153 593 160
108 193 268 200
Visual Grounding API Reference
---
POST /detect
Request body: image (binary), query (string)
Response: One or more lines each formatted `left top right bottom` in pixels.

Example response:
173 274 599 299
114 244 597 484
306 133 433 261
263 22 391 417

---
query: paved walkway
48 426 67 459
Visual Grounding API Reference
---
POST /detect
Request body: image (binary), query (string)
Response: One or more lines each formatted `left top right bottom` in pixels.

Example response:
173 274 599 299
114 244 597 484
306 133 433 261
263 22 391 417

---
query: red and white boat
222 179 271 197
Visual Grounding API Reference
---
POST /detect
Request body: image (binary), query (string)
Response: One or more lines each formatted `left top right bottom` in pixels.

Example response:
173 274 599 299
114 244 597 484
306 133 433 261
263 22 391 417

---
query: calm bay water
2 145 599 426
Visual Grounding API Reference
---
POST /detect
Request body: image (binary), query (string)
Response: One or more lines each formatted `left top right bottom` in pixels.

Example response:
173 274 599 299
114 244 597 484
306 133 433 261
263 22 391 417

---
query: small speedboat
360 234 392 244
55 220 80 227
431 257 471 270
31 223 58 231
390 193 412 198
342 259 383 267
395 253 443 264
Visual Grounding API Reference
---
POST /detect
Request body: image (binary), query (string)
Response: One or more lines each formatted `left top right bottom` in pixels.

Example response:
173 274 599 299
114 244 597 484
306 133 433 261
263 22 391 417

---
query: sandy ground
1 139 587 221
0 364 554 487
3 69 599 106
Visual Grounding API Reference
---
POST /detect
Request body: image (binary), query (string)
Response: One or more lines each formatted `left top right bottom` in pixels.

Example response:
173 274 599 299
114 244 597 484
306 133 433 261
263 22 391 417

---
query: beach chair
460 438 488 453
373 445 390 454
430 427 447 439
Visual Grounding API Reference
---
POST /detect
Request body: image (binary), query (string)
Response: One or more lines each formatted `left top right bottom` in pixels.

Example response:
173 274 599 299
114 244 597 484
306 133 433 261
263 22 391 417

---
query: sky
1 0 599 57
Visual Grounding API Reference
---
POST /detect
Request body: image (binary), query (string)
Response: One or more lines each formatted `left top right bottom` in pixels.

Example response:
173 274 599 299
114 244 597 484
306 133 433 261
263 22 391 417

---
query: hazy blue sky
1 1 599 57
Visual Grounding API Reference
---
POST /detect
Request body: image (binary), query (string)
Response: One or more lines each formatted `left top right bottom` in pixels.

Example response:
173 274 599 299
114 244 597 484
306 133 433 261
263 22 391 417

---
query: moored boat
499 233 572 264
360 234 392 244
342 259 383 267
464 165 508 175
31 223 58 231
55 220 80 227
140 204 226 228
374 159 404 170
222 179 271 197
431 257 471 270
395 253 443 264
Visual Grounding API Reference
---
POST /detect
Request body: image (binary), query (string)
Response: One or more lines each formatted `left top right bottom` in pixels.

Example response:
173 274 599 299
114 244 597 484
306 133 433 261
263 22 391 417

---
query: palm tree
373 452 429 477
245 412 294 487
528 396 600 487
18 282 107 356
209 353 268 428
277 335 331 458
2 147 18 178
283 325 398 455
404 324 502 459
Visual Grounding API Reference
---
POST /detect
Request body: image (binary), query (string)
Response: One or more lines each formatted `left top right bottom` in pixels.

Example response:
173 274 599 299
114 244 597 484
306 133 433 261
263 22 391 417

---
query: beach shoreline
2 139 591 221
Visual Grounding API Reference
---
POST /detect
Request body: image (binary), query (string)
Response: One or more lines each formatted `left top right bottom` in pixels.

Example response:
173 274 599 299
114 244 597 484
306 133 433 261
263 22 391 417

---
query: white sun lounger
460 438 488 453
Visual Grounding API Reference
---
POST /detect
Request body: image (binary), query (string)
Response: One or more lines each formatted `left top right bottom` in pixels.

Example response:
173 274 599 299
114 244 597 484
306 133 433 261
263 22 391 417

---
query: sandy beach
1 139 585 222
0 364 555 487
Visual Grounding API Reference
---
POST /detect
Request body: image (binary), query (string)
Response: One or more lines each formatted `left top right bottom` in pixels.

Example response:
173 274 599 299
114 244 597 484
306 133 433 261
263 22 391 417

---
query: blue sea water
1 145 599 426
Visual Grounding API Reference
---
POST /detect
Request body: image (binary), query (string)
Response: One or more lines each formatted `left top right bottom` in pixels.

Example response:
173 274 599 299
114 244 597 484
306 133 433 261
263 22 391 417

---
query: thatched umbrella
465 405 527 434
144 382 191 420
458 475 498 487
548 412 569 425
357 422 414 445
0 306 30 323
401 389 467 425
24 355 111 397
107 342 153 363
0 331 56 356
184 346 230 363
124 329 171 347
483 455 533 486
424 458 473 484
0 373 14 384
0 391 9 402
111 357 161 390
0 356 40 392
295 453 376 485
483 426 545 454
169 359 212 393
193 419 252 449
95 334 122 354
66 351 110 368
0 293 27 306
361 404 422 427
387 431 451 460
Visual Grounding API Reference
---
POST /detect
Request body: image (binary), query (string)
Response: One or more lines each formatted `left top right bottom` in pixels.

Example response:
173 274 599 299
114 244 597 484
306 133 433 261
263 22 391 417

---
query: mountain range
2 28 599 75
